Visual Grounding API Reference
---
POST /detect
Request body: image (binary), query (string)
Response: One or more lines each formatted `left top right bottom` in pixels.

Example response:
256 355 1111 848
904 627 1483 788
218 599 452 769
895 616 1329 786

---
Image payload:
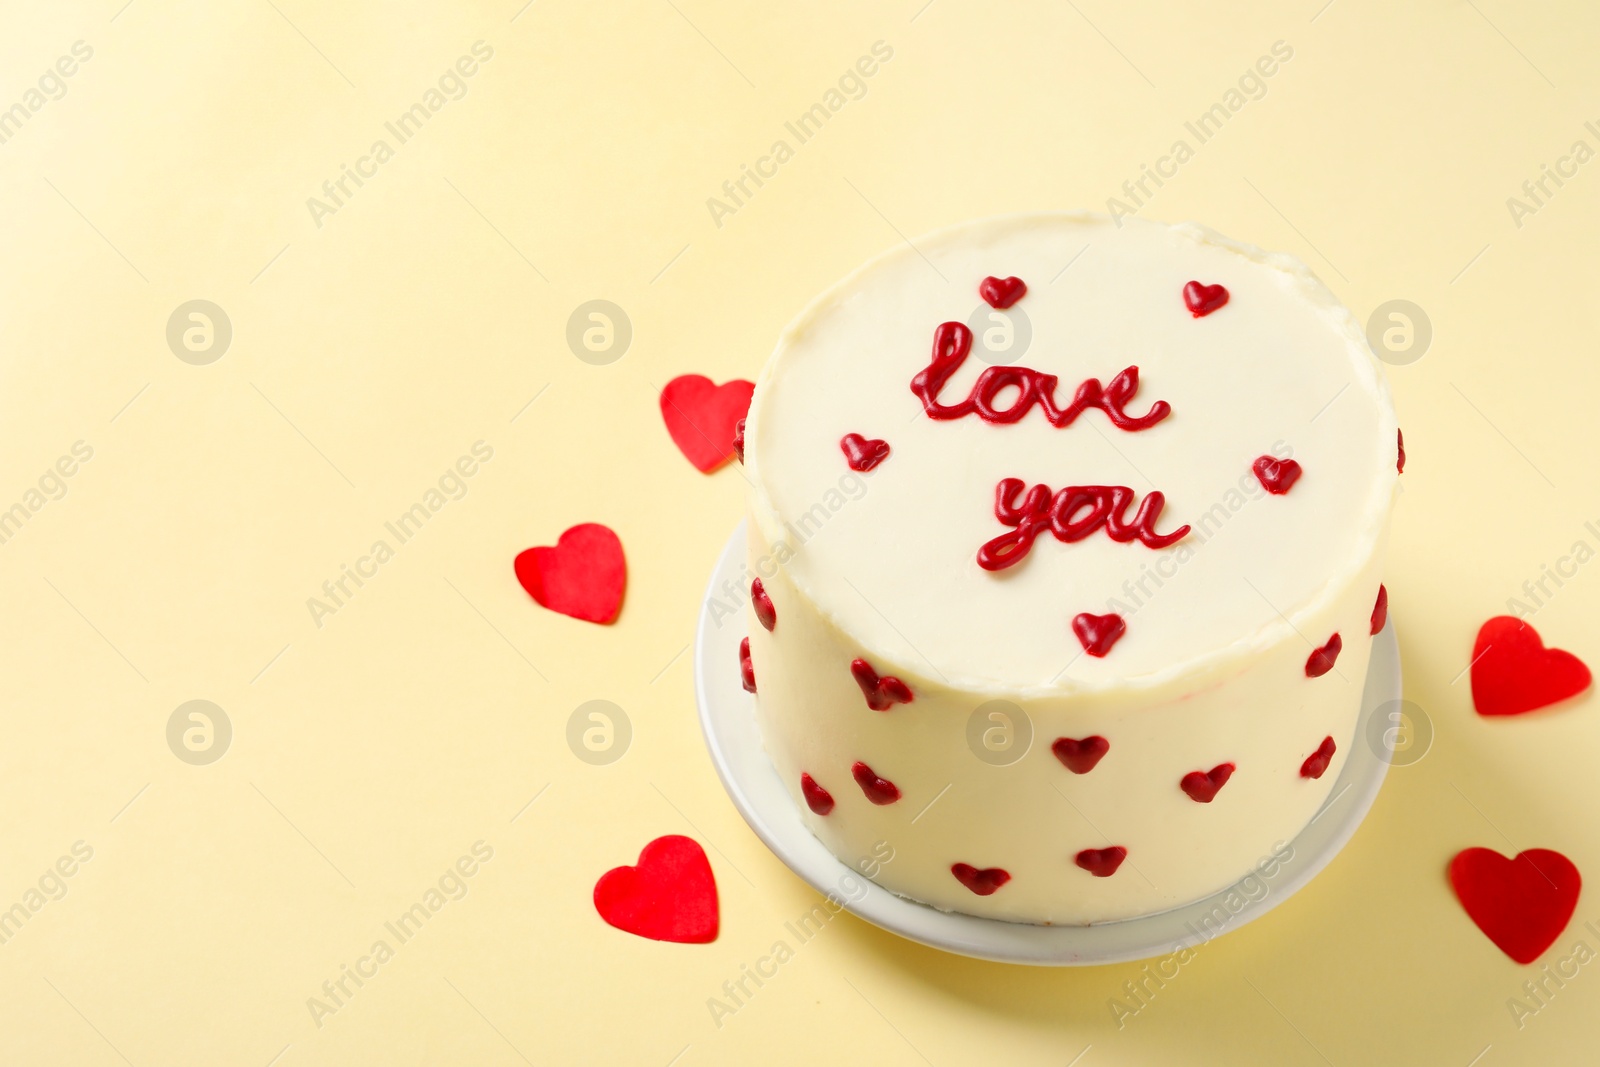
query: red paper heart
850 658 913 710
851 761 901 805
1305 633 1342 678
840 433 891 472
979 275 1027 309
1450 847 1581 964
750 578 776 631
1300 735 1336 779
800 773 834 815
1253 455 1302 495
1072 612 1127 657
1075 846 1127 878
1471 616 1592 717
1051 735 1109 775
951 863 1011 896
593 835 719 944
659 375 754 473
1183 281 1229 317
1180 762 1235 803
1370 584 1389 635
514 523 625 624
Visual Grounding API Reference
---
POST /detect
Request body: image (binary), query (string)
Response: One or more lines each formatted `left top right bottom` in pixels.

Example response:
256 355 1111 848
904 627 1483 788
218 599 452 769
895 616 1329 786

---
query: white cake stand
694 522 1401 965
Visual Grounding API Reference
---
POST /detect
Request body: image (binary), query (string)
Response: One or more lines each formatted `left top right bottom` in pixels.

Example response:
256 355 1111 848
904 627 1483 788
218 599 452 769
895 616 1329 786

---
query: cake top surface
745 213 1398 694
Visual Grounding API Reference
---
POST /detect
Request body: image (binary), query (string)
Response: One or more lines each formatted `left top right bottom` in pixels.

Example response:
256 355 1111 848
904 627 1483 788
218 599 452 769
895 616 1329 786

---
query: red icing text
977 478 1190 571
911 322 1170 431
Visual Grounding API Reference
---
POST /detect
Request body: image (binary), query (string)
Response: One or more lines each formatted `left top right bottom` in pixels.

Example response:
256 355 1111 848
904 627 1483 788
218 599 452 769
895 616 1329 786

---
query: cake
738 213 1400 925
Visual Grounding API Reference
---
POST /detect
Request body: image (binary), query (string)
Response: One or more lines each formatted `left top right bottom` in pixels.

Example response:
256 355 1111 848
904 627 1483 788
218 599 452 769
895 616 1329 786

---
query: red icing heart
800 773 834 815
738 637 755 693
1072 612 1127 657
1471 616 1592 717
1051 735 1109 774
593 835 719 944
1371 584 1389 635
1450 847 1582 964
732 418 746 464
951 863 1011 896
850 658 913 710
978 275 1027 309
1183 281 1229 317
840 433 891 472
1180 762 1235 803
750 578 776 631
1306 633 1342 678
514 523 625 624
659 375 755 473
1076 846 1127 878
1253 455 1302 495
851 761 901 805
1397 428 1406 473
1300 735 1336 779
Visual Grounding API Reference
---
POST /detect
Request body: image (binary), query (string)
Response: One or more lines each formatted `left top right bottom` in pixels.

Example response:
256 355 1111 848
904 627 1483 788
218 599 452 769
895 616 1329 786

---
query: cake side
741 517 1387 923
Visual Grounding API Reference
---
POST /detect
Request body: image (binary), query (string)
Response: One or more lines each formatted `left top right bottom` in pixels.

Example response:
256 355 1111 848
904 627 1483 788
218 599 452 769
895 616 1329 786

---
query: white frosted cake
738 213 1400 924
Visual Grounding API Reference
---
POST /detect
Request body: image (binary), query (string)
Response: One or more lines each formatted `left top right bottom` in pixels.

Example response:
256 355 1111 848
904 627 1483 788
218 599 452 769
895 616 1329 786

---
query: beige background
0 0 1596 1063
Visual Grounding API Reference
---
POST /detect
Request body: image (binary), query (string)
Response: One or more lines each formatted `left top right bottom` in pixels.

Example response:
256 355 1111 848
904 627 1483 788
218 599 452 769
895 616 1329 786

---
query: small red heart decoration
1370 585 1389 635
738 636 756 693
1471 616 1592 717
850 658 913 710
1072 612 1127 658
750 578 776 631
1300 735 1336 779
951 863 1011 896
1051 735 1109 775
840 433 891 472
593 835 719 944
979 275 1027 309
1253 455 1302 495
1305 633 1342 678
1075 846 1127 878
851 760 901 805
1183 281 1229 317
1397 428 1406 474
659 375 755 473
514 523 625 624
800 773 834 815
1449 847 1581 964
1180 762 1235 803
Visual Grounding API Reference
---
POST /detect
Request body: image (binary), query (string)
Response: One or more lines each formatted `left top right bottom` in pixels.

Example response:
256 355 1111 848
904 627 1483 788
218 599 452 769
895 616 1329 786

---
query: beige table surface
1 1 1597 1063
